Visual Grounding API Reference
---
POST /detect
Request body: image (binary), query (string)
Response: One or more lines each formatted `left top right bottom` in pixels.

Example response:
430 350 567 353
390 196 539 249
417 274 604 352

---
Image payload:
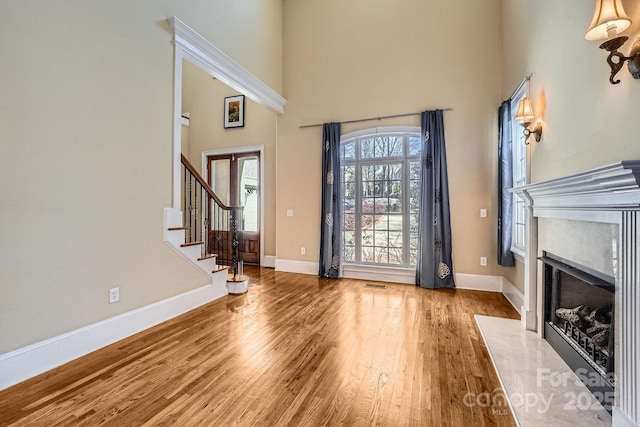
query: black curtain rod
299 108 454 129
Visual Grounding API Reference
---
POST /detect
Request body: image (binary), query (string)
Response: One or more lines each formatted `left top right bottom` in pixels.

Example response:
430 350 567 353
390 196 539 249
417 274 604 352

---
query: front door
207 152 260 265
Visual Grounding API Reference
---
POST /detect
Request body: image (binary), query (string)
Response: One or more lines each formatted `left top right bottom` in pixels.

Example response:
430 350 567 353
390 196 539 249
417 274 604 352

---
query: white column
614 211 640 427
171 46 183 211
521 192 538 331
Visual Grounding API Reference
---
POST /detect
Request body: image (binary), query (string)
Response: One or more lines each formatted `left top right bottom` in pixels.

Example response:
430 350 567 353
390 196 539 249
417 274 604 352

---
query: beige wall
278 0 513 278
502 0 640 182
501 0 640 293
0 0 282 354
181 123 190 158
503 258 524 293
181 61 278 257
9 0 608 356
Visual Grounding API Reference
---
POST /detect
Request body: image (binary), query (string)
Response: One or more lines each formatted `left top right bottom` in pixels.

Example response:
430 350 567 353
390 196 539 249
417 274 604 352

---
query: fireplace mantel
513 161 640 223
511 161 640 427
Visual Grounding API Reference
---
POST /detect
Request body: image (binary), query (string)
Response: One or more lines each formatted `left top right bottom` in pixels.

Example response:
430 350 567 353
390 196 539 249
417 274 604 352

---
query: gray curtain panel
319 122 342 278
497 101 515 267
416 110 455 289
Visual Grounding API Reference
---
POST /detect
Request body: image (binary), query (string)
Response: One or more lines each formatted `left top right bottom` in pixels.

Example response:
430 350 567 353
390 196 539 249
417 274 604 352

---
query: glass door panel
210 158 231 206
238 157 258 232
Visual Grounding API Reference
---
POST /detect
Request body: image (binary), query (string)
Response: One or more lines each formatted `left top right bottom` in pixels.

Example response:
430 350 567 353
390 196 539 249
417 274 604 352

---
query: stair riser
197 257 218 272
180 244 203 261
165 229 186 247
163 207 228 289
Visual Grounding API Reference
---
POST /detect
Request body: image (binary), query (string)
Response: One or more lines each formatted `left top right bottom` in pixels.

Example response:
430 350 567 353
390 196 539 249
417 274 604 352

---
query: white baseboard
455 273 524 315
343 265 415 284
263 255 276 268
501 278 523 315
274 263 525 312
613 407 638 427
270 264 524 310
0 280 227 391
275 259 318 275
455 273 504 292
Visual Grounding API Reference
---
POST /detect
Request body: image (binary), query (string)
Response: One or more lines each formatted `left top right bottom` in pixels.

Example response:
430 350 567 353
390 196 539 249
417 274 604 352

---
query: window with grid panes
510 85 528 257
340 129 421 267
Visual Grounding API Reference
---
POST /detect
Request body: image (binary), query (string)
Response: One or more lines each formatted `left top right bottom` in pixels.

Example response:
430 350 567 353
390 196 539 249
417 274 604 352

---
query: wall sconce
585 0 640 84
514 97 542 144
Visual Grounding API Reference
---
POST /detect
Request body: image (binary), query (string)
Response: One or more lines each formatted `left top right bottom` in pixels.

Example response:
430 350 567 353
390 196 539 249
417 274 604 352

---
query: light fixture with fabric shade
585 0 640 84
585 0 631 41
514 97 542 144
514 97 535 122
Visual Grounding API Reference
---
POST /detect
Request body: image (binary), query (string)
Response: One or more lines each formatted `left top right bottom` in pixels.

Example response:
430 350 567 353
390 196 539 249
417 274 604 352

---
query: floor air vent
364 284 387 289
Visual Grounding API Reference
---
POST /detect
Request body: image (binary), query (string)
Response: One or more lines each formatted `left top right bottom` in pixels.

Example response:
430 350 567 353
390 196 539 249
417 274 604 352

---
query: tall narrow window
510 85 529 258
341 128 421 268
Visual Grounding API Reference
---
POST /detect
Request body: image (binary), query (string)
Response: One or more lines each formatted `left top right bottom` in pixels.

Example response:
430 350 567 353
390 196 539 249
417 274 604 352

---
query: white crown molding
512 161 640 222
168 17 286 115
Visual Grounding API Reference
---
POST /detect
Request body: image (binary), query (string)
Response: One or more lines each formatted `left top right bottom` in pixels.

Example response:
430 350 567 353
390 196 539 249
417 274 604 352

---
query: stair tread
168 227 187 231
197 254 218 261
213 265 230 273
181 241 204 247
227 274 250 282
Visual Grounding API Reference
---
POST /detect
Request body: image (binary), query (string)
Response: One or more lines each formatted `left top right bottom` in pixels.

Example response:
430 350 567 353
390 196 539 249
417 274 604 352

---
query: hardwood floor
0 268 519 426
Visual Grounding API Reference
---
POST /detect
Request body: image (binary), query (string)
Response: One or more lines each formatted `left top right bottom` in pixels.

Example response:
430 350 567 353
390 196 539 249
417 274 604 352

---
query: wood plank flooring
0 267 519 426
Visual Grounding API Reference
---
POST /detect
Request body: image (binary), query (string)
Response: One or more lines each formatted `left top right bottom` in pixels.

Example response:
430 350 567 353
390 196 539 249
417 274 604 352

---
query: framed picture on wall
224 95 245 128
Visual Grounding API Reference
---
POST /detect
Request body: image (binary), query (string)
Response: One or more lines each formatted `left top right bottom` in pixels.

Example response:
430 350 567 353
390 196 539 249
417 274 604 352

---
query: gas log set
555 303 612 370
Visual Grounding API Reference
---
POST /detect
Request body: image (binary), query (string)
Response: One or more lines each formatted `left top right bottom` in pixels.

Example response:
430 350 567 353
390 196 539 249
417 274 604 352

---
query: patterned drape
497 100 515 267
319 122 342 278
416 110 455 289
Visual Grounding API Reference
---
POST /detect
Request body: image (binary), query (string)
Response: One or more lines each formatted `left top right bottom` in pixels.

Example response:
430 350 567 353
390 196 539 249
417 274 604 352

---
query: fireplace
542 252 615 412
512 161 640 427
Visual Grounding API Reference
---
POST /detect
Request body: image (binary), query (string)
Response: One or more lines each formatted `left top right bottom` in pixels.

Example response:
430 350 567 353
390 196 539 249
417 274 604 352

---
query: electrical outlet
480 257 487 266
300 247 306 255
109 287 120 303
287 209 294 217
480 208 487 218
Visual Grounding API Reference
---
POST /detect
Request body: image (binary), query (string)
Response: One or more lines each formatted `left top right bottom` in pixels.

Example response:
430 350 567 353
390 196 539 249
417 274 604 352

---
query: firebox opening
541 252 615 413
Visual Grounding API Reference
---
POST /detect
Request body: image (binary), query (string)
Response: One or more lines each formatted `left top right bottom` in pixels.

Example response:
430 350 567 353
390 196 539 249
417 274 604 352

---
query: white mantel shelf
512 161 640 222
511 161 640 427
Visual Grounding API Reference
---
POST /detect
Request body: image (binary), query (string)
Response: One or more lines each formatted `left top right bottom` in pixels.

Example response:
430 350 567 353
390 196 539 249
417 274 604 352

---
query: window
510 84 529 258
341 128 421 268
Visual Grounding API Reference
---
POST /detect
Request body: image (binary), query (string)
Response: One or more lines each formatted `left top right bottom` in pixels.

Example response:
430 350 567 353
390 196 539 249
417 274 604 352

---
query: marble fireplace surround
512 161 640 427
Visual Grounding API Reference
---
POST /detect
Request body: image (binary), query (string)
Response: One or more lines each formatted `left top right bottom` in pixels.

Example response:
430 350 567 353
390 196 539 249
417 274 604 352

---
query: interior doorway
207 151 261 265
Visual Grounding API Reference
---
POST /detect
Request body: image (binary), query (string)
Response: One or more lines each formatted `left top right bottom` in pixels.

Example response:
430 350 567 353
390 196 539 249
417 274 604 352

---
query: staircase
164 222 230 290
163 155 248 298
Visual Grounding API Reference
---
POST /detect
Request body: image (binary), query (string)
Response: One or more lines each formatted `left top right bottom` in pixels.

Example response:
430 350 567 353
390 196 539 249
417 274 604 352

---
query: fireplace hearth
542 252 615 412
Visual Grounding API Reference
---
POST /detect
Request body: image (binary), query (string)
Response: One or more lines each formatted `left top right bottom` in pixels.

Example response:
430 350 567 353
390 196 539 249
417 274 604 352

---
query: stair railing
181 154 243 277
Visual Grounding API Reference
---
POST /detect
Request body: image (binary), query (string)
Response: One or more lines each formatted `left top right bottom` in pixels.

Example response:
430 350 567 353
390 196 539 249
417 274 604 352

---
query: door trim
202 145 265 266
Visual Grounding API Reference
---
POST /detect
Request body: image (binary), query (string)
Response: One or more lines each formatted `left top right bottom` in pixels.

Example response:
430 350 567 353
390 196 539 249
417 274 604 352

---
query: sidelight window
510 84 529 258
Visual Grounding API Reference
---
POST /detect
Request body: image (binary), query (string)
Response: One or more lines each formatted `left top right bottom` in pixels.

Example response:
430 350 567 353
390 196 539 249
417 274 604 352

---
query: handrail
181 154 233 210
180 154 244 277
